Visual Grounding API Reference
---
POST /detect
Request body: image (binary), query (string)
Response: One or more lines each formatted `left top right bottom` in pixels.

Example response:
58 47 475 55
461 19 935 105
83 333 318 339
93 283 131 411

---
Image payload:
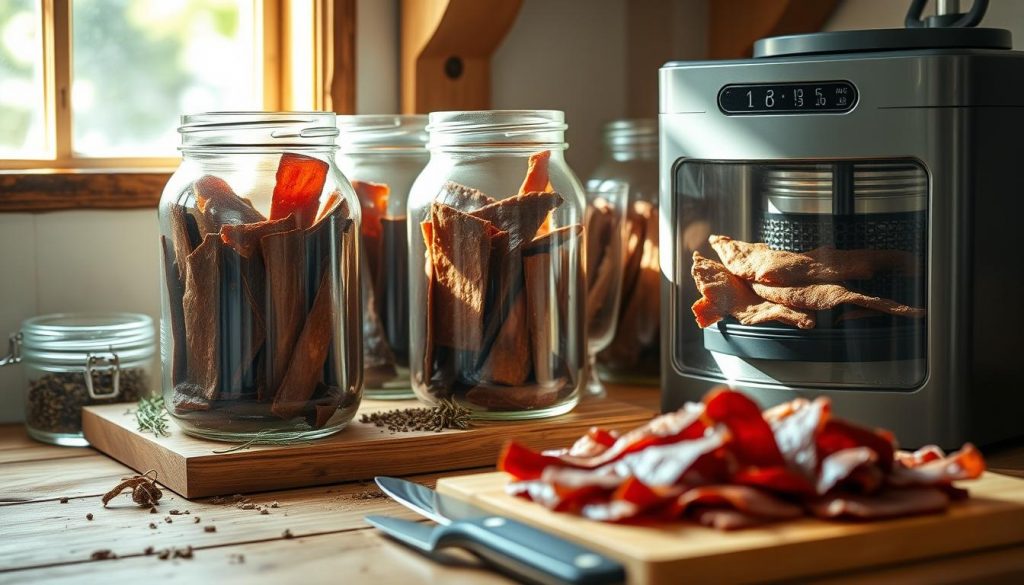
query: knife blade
368 477 625 585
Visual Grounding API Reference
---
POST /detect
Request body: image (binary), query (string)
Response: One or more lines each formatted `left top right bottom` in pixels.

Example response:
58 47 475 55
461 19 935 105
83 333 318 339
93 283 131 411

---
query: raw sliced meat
808 487 950 519
691 252 816 329
889 443 986 486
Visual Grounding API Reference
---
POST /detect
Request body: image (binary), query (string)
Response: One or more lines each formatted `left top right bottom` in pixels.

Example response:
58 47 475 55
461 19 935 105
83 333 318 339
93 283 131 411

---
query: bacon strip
751 281 925 318
691 252 816 329
709 234 919 285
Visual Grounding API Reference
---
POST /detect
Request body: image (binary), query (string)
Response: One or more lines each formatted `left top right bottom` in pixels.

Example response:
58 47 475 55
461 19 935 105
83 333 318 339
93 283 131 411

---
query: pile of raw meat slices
500 388 984 530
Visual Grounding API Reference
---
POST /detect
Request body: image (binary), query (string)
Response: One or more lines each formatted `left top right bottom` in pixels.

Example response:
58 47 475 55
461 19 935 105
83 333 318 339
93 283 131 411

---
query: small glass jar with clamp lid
1 313 156 446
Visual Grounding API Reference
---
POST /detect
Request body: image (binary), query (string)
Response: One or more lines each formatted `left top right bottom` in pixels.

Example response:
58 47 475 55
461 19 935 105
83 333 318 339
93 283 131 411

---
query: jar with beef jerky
337 115 429 399
408 110 586 419
589 119 660 384
1 313 156 447
159 112 362 442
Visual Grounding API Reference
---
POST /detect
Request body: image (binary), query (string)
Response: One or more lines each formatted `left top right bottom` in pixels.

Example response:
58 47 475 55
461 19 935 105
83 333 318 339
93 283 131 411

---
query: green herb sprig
135 395 170 438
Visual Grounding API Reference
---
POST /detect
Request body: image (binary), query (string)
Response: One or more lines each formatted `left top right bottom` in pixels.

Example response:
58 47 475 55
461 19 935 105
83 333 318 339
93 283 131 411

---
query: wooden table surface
2 385 1023 585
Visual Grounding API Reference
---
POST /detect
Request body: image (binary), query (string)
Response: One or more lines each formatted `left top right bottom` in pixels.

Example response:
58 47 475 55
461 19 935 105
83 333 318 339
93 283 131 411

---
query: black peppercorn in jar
0 313 156 446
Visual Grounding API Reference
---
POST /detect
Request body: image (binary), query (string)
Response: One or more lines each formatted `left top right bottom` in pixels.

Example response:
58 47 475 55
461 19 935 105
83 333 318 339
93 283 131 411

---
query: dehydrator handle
905 0 988 29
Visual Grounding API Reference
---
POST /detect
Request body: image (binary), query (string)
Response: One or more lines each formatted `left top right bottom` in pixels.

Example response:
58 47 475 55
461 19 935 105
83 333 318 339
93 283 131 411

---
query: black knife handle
434 516 625 585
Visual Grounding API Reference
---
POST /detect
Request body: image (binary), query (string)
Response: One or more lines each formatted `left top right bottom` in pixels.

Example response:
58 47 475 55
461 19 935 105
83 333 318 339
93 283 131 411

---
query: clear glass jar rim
179 111 339 149
426 110 567 149
337 114 428 152
603 118 657 148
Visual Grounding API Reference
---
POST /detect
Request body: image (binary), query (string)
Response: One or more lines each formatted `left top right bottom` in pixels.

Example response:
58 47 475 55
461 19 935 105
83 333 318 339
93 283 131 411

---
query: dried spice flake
204 525 216 533
358 399 470 433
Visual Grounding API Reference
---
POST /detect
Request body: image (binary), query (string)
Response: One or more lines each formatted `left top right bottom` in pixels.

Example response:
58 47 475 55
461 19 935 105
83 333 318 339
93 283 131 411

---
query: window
0 0 352 174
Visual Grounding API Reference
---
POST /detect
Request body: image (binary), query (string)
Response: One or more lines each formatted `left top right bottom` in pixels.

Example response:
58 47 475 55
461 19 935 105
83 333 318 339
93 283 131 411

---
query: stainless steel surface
659 46 1024 448
364 515 434 551
0 332 22 367
374 476 449 525
938 0 961 15
763 163 927 214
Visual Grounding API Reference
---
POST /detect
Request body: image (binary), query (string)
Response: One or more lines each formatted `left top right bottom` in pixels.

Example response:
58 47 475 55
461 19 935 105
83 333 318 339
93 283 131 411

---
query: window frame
0 0 354 210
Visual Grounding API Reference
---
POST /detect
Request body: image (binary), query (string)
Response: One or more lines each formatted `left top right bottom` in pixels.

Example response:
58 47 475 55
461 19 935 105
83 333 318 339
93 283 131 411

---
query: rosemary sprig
135 395 170 438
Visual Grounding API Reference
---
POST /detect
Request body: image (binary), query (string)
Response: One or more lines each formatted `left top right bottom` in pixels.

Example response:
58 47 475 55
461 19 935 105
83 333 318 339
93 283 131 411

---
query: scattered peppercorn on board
81 396 654 498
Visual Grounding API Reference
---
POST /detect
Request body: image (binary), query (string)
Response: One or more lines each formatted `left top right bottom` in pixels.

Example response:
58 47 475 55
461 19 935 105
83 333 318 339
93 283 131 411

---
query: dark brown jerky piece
584 198 616 287
218 244 265 400
600 201 658 367
420 221 436 383
435 181 496 211
378 217 409 365
469 192 563 251
271 270 335 420
465 380 565 411
172 383 211 413
161 236 188 386
524 225 584 385
471 193 562 383
614 215 660 347
193 175 266 235
220 215 296 259
306 383 345 429
429 204 498 352
362 272 398 381
182 234 222 400
305 211 355 391
262 228 307 401
168 203 198 277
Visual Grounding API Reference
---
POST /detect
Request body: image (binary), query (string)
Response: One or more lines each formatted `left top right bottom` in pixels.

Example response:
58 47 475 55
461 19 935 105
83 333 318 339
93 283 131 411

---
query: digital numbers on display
718 81 858 115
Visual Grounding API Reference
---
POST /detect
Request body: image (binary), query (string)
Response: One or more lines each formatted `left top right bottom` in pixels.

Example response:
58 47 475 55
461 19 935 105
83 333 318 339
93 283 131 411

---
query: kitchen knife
367 476 625 585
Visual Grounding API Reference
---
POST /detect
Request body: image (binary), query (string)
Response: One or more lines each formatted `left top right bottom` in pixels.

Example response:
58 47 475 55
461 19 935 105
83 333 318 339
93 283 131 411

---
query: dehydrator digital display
718 81 857 115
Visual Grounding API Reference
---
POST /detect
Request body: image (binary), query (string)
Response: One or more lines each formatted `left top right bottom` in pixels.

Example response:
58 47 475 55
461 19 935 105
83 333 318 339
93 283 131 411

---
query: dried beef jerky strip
271 270 336 420
168 203 198 275
160 236 188 386
172 383 211 413
182 234 222 400
429 203 499 352
353 180 389 239
262 228 307 401
270 153 329 229
435 181 496 211
219 215 296 259
306 383 345 429
193 175 266 235
471 192 563 384
380 217 410 364
470 192 563 250
466 380 565 411
584 198 616 287
524 225 584 385
750 282 926 318
691 252 816 329
519 150 551 194
598 202 654 367
420 221 436 382
709 235 920 286
313 191 349 226
304 210 355 391
218 243 265 400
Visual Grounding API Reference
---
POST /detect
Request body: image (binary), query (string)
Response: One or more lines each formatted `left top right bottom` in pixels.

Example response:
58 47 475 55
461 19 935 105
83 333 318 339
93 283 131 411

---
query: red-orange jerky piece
270 153 329 228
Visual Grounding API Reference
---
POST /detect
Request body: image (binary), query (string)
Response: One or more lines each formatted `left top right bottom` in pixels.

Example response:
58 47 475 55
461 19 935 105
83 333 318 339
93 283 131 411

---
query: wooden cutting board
81 397 653 498
437 471 1024 585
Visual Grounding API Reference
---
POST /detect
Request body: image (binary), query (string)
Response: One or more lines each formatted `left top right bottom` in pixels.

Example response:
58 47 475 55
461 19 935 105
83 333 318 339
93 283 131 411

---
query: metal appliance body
659 40 1024 448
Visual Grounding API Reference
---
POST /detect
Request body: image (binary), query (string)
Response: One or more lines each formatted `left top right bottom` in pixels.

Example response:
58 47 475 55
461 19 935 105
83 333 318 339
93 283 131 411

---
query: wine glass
584 179 629 398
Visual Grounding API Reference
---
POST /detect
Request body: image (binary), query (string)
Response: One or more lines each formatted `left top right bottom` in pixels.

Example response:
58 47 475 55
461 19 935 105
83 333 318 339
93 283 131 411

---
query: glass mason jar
159 112 362 442
589 119 661 384
336 115 429 399
408 110 586 419
1 313 156 447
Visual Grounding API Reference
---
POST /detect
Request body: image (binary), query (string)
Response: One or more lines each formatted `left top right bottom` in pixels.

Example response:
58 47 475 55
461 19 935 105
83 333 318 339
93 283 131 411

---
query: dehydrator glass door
672 159 928 390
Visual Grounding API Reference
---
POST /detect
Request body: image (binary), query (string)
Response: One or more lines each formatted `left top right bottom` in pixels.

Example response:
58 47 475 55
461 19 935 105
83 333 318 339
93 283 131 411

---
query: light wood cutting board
81 397 653 498
437 471 1024 585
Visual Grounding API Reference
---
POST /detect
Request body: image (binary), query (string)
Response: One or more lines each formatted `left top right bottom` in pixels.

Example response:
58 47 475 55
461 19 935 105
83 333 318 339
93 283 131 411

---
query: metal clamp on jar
1 313 155 446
